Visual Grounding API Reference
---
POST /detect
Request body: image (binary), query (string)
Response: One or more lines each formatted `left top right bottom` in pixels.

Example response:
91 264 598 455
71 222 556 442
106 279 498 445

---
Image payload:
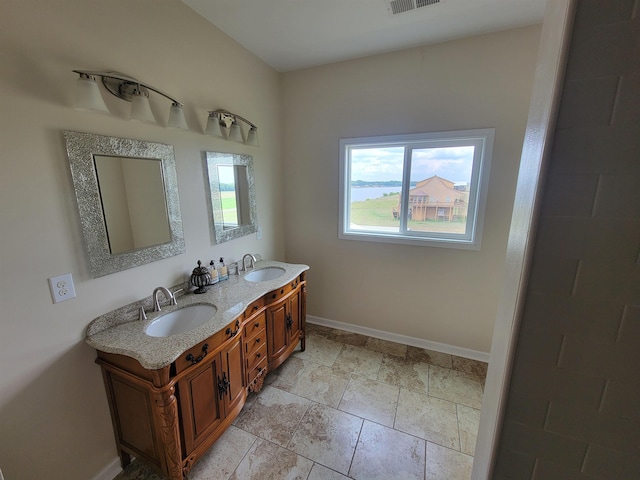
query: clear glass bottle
209 259 219 284
218 257 229 281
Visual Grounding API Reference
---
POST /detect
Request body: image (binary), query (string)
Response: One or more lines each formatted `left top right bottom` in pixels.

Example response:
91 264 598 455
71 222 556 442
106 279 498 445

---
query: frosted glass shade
246 127 259 147
130 92 156 124
205 114 225 138
228 122 244 143
167 103 188 129
74 76 109 113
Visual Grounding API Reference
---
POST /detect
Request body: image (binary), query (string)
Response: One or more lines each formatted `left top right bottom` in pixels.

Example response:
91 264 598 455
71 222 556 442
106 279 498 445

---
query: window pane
339 129 493 249
348 147 404 233
407 146 475 235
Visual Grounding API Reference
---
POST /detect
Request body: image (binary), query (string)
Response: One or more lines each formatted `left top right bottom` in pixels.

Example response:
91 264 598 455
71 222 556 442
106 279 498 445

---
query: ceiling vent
384 0 443 16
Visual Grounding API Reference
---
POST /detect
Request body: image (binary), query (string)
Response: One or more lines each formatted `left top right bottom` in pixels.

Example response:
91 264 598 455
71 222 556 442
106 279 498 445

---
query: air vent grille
416 0 441 7
385 0 442 16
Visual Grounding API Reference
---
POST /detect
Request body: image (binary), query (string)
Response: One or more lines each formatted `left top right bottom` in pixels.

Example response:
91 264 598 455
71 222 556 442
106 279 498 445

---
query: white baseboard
91 457 122 480
306 315 490 363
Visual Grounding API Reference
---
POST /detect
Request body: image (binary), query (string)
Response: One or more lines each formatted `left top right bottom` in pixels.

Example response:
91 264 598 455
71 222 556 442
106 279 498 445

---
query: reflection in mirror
217 165 238 228
64 131 185 277
94 155 171 254
205 151 257 244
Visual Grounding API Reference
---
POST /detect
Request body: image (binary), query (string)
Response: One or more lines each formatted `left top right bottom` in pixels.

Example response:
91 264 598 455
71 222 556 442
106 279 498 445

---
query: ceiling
181 0 547 72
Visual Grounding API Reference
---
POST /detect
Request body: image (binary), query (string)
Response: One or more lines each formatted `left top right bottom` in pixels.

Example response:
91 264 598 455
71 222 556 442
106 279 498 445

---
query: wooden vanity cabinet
94 272 306 479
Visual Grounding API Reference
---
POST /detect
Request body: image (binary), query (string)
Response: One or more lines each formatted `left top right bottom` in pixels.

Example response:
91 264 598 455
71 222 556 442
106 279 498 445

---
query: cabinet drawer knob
255 337 261 343
254 322 260 328
226 320 240 337
253 305 259 311
256 353 261 358
185 343 208 365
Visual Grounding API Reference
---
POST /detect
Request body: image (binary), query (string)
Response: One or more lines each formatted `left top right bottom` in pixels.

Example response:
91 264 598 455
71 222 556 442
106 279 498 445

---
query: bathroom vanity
85 261 307 479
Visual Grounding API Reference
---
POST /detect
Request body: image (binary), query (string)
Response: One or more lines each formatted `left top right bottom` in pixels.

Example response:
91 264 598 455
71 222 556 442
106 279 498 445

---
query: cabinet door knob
218 372 230 398
256 353 261 358
254 322 260 328
255 338 261 343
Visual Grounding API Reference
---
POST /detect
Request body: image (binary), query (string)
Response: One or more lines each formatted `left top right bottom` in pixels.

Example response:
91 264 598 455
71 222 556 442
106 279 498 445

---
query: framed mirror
205 151 257 244
64 131 185 277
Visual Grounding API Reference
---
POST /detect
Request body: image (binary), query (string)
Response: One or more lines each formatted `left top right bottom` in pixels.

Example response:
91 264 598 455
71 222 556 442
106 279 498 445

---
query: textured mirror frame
205 151 258 244
64 131 185 277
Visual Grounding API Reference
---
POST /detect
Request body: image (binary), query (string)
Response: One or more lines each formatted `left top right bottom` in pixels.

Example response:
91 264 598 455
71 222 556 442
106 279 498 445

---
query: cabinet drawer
244 297 265 318
248 356 268 385
265 283 293 304
245 329 266 355
174 318 241 374
244 311 266 338
245 342 267 371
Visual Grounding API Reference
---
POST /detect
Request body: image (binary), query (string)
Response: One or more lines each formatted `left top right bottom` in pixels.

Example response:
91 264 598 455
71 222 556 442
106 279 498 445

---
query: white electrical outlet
48 273 76 304
257 226 263 240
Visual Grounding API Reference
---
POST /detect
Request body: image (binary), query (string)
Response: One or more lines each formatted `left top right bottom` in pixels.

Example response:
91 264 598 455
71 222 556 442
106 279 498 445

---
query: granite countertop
85 260 309 370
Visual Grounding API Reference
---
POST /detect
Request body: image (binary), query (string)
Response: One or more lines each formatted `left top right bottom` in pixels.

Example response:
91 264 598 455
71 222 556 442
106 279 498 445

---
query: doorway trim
471 1 576 478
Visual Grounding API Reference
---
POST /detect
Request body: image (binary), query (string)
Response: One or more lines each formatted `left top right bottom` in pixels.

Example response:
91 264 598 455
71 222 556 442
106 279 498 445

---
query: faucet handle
139 306 147 321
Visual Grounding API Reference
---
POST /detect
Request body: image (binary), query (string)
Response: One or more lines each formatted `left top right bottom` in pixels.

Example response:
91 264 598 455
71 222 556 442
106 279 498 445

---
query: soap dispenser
218 257 229 281
209 260 219 285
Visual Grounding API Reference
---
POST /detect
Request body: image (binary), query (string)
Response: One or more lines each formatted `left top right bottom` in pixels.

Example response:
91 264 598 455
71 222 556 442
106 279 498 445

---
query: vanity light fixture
72 70 188 130
205 110 259 147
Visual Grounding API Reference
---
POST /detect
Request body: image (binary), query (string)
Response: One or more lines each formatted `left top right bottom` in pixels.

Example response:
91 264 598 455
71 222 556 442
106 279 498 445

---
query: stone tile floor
115 323 488 480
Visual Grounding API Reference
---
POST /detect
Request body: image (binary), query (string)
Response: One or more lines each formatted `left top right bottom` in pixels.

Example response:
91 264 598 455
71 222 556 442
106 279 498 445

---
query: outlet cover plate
49 273 76 303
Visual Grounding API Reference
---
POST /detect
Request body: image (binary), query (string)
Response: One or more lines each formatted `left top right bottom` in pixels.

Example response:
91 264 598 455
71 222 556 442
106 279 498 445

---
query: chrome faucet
239 253 257 272
153 286 177 312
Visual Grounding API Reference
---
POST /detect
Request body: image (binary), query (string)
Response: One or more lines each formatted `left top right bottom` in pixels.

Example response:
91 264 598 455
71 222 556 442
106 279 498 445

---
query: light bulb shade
167 103 188 129
246 127 259 147
205 114 225 138
228 122 244 143
74 75 109 113
130 92 156 124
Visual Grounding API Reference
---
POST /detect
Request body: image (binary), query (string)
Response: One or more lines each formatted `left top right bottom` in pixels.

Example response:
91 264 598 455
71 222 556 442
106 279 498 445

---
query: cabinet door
177 354 224 455
105 372 163 469
287 287 301 346
267 300 289 363
220 335 245 413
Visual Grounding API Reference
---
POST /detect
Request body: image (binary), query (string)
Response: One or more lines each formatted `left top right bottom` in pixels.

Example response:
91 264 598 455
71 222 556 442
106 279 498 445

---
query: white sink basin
244 266 286 282
145 304 217 337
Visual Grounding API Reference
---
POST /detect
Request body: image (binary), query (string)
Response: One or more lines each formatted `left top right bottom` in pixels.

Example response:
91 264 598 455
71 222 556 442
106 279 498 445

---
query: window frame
339 128 495 250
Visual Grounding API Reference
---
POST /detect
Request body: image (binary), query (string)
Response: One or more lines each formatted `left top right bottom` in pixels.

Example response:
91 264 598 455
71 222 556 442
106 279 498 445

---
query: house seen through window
339 129 494 249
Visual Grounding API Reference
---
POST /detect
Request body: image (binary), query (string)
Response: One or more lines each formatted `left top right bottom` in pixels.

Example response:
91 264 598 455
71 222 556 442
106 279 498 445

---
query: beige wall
495 1 640 478
282 25 542 353
0 2 549 477
0 1 283 478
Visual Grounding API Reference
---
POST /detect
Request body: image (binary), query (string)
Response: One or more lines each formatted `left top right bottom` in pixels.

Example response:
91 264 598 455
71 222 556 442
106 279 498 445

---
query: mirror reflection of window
234 165 250 227
94 155 171 254
217 165 238 229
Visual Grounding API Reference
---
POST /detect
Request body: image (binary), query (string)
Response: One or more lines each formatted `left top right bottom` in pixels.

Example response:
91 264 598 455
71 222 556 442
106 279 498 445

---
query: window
339 129 494 249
